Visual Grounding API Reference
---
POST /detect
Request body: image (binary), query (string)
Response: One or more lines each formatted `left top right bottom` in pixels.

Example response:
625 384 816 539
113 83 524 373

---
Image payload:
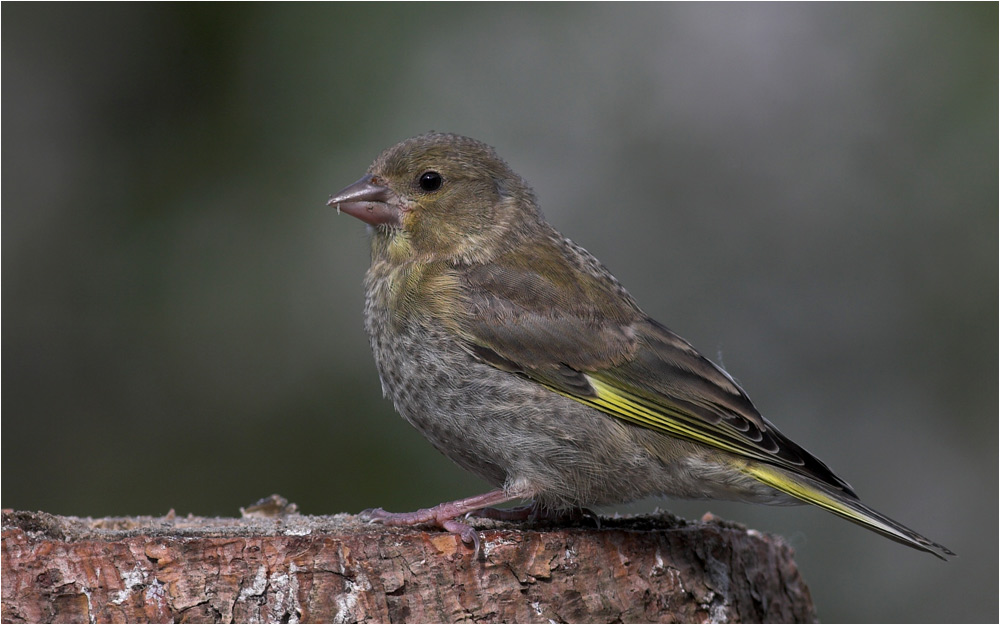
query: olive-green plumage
328 132 951 559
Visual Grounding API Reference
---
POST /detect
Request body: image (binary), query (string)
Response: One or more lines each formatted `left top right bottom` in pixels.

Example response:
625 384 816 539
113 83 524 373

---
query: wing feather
455 250 856 497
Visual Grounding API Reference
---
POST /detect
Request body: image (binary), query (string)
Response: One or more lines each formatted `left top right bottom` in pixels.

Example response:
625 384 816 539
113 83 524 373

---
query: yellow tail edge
743 464 954 560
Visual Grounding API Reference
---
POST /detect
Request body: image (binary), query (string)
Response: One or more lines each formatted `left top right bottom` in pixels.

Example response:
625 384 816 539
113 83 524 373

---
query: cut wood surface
2 506 817 623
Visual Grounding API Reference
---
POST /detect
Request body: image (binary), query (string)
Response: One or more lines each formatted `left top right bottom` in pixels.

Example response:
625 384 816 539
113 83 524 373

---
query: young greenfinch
328 133 951 559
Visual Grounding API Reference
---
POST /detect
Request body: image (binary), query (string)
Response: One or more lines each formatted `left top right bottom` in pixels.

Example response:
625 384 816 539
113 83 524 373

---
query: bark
1 506 816 623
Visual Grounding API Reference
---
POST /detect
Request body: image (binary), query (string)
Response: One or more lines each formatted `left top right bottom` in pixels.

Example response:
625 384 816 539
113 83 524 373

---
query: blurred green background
4 4 996 622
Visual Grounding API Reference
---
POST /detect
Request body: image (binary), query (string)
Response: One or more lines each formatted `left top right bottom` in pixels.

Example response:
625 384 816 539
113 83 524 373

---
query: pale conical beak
327 174 403 227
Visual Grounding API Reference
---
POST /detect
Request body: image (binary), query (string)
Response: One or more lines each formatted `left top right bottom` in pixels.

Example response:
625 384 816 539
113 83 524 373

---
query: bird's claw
358 505 484 559
442 518 482 559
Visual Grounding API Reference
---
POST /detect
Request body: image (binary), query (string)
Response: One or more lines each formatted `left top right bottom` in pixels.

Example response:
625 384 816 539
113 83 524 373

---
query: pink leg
362 489 517 557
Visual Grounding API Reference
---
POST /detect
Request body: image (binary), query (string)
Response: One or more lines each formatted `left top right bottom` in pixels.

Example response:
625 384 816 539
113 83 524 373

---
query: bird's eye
418 171 442 192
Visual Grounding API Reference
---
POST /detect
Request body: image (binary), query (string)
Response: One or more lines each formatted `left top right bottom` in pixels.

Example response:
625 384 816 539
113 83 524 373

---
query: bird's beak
327 174 403 227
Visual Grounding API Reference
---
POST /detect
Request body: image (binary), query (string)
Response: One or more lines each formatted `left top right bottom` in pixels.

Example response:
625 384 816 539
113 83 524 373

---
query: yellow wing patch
572 375 776 465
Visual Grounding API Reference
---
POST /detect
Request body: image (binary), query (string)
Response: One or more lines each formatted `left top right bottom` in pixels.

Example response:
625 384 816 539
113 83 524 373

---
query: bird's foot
360 489 515 558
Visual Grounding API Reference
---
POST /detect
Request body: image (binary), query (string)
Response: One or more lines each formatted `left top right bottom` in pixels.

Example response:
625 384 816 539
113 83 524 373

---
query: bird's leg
361 489 517 557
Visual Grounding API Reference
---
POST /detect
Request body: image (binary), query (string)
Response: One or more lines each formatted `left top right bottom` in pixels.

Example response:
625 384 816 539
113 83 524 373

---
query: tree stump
1 506 816 623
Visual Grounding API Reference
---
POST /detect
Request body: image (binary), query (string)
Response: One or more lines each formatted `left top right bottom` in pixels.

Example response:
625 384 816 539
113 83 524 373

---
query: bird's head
329 133 541 264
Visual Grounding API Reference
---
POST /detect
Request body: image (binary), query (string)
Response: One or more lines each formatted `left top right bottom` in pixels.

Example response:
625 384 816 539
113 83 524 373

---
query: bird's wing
455 254 955 559
456 257 857 497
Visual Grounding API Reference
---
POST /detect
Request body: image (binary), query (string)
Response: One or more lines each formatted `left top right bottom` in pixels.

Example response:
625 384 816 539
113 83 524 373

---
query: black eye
418 171 442 192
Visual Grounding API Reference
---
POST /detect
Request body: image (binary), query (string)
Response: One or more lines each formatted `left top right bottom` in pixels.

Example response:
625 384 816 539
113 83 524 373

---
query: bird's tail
743 463 954 560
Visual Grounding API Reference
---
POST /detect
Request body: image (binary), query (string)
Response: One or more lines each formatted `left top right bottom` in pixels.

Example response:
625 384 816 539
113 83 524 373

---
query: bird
327 132 952 560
